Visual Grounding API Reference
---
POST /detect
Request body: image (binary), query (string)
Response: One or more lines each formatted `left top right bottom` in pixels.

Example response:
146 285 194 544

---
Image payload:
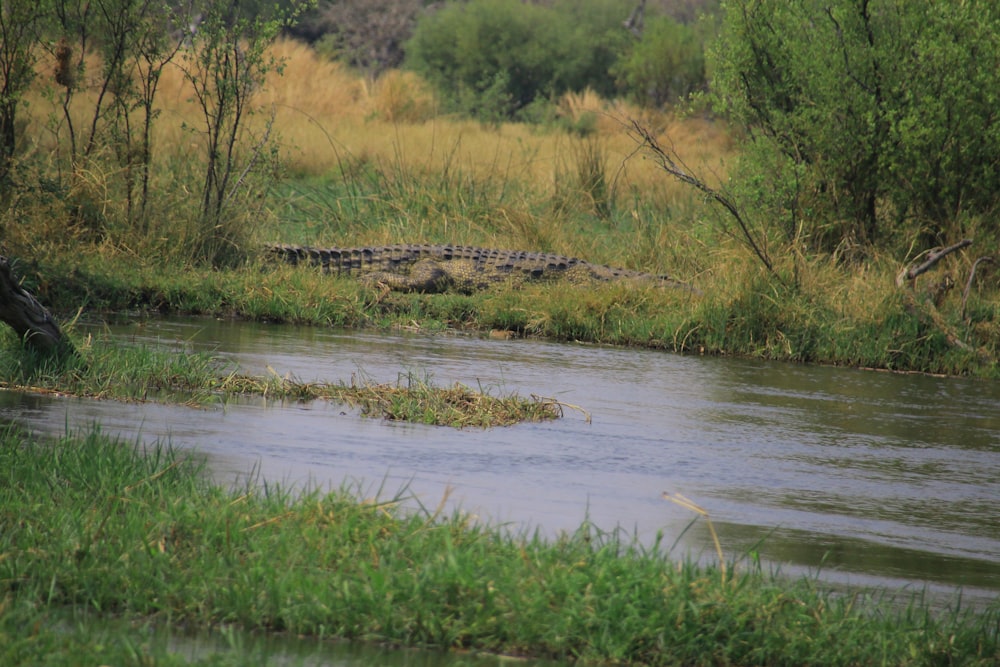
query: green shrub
711 0 1000 252
612 15 707 107
404 0 630 121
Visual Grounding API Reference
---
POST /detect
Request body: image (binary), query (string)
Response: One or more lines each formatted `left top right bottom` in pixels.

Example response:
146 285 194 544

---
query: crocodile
266 243 692 294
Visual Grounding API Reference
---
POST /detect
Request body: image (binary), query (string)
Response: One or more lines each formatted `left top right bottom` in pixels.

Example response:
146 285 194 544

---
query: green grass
0 329 558 427
1 427 998 666
13 244 996 379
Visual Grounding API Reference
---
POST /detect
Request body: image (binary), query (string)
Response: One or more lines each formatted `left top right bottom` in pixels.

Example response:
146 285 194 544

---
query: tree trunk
0 257 74 356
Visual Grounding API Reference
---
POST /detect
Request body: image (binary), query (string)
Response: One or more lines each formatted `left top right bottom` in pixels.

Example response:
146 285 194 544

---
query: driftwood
0 257 74 356
894 239 993 364
895 238 972 287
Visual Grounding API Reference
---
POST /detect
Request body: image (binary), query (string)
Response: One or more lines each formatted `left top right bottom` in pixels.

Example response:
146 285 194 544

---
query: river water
6 318 999 611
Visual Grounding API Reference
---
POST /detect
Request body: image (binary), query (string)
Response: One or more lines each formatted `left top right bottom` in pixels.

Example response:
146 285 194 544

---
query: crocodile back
266 243 686 290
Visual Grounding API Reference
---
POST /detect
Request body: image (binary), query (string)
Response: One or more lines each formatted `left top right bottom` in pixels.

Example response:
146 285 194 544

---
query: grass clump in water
1 427 998 666
223 369 564 427
0 330 558 427
0 329 226 403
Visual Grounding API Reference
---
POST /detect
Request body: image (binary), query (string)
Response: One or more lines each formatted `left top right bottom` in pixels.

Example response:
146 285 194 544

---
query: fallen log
0 257 74 356
895 238 972 287
894 240 993 366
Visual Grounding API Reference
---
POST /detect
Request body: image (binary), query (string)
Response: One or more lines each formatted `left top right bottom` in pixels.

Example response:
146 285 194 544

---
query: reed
2 427 997 666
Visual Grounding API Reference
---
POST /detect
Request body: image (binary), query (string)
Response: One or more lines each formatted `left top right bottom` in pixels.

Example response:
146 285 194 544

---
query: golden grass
20 38 733 208
254 40 734 201
14 37 737 275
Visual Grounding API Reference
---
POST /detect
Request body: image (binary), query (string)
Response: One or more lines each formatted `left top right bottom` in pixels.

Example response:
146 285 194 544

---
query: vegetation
1 0 312 265
298 0 423 75
611 14 707 107
1 28 994 375
2 427 998 666
0 3 996 663
405 0 635 122
0 327 559 426
712 0 1000 254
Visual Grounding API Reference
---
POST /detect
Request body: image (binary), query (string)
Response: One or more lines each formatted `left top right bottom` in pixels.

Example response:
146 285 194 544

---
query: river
6 317 999 608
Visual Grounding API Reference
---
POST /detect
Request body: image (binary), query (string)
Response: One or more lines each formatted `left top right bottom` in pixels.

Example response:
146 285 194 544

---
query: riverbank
2 426 997 666
13 243 999 380
4 34 996 379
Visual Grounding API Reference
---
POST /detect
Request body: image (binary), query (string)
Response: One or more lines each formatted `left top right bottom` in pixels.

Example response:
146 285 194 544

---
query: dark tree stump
0 257 74 356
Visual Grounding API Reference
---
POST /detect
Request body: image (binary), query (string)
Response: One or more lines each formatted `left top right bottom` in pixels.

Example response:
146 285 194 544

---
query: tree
0 0 45 197
711 0 1000 253
612 15 706 107
177 0 311 265
302 0 423 76
405 0 629 121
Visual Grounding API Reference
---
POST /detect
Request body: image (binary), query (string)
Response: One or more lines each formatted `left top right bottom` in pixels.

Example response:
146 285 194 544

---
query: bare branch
895 238 972 287
962 255 994 321
630 120 775 276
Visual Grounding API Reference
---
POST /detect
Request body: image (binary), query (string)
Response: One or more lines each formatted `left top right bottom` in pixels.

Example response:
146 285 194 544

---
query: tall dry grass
254 40 732 202
14 38 736 271
19 38 733 219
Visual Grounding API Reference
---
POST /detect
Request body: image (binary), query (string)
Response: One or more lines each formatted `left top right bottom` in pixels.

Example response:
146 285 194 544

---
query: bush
0 0 308 266
404 0 630 122
612 15 706 107
711 0 1000 253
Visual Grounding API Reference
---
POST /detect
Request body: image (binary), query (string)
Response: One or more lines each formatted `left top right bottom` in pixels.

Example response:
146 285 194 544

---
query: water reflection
5 317 999 604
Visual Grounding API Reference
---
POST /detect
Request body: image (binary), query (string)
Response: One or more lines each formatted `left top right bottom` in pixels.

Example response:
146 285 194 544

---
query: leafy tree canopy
711 0 1000 252
612 15 706 107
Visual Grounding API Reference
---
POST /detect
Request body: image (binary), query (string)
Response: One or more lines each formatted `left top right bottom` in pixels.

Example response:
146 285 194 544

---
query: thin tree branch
962 256 994 321
630 120 775 276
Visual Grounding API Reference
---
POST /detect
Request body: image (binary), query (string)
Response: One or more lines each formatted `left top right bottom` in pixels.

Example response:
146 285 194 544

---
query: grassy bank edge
2 427 998 666
19 252 1000 380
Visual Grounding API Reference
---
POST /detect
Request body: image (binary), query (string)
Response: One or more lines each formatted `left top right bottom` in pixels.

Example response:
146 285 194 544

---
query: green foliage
405 0 631 121
711 0 1000 252
612 15 707 107
882 6 1000 244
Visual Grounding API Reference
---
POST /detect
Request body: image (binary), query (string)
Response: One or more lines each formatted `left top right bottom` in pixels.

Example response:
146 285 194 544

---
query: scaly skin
265 243 691 293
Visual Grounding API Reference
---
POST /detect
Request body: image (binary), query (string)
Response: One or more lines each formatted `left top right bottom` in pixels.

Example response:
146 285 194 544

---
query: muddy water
5 317 1000 605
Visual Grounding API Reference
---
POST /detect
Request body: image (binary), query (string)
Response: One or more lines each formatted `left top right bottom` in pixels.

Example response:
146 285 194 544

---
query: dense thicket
404 0 626 121
290 0 422 75
404 0 710 121
290 0 717 89
611 15 706 107
712 0 1000 254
